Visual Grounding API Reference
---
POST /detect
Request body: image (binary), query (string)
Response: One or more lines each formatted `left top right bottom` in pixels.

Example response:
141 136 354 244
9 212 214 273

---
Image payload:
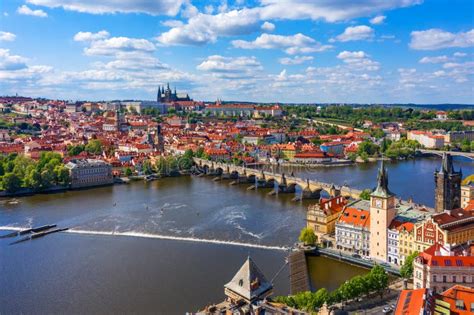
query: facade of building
370 161 397 262
306 195 347 241
414 208 474 253
407 130 445 148
66 159 114 188
445 130 474 144
413 243 474 293
461 182 473 209
434 153 462 212
335 199 371 256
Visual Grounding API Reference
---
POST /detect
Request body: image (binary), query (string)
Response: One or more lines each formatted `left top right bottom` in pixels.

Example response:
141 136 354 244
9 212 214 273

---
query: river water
0 157 471 314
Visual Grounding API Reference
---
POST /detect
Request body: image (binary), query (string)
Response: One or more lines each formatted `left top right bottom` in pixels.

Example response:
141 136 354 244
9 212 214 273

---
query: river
0 157 472 314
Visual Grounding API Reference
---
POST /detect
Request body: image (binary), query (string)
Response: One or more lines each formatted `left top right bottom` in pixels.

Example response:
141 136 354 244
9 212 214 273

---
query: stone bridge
193 158 362 200
416 149 474 160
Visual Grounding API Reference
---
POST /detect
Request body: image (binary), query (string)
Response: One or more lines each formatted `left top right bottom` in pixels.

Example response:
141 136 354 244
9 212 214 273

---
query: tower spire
373 159 392 197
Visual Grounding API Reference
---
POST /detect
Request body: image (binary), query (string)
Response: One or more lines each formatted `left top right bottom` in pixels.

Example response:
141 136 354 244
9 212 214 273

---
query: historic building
461 181 473 209
66 159 114 188
306 195 347 242
413 242 474 293
157 83 191 103
335 199 371 257
434 153 462 212
370 161 397 262
414 208 474 253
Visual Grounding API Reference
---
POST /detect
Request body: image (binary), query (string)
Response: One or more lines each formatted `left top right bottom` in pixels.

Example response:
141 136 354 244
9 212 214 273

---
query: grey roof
371 159 393 198
224 257 273 301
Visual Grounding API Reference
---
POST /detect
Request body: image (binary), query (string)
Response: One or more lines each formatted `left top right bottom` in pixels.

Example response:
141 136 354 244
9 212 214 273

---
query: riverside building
66 159 113 188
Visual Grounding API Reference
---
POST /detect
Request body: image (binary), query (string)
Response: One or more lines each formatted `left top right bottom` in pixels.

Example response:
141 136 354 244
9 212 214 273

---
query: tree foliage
299 227 317 245
400 251 419 279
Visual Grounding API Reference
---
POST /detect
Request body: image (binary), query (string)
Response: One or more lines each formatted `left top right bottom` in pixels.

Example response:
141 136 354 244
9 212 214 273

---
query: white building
335 199 371 257
66 159 113 188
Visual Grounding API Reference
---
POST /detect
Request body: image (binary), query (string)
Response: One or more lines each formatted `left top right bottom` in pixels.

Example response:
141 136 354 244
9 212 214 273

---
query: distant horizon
2 94 474 108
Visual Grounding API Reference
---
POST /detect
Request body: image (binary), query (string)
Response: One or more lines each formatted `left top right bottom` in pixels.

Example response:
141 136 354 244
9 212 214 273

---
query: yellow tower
370 160 396 262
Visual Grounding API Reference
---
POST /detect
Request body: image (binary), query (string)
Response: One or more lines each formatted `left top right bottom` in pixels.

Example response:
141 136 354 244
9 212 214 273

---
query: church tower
370 160 396 262
434 153 462 212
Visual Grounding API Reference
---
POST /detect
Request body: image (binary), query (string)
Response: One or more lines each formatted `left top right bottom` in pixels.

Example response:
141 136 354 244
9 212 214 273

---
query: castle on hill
157 83 191 103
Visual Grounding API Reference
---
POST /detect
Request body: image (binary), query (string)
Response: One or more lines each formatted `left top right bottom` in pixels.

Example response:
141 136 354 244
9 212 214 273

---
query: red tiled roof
394 288 429 315
438 285 474 315
338 207 370 228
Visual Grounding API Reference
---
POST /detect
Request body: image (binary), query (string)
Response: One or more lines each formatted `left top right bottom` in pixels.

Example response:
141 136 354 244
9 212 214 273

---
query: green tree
125 167 133 176
67 144 85 156
367 265 389 298
400 251 419 279
55 165 70 185
85 139 103 155
299 227 317 245
360 189 372 200
2 173 21 192
24 167 41 190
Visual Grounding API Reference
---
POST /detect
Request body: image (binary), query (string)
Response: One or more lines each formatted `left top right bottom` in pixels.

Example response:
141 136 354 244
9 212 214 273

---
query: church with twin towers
157 83 191 103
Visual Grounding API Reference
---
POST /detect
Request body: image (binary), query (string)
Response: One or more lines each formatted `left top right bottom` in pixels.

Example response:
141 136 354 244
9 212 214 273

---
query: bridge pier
302 188 321 200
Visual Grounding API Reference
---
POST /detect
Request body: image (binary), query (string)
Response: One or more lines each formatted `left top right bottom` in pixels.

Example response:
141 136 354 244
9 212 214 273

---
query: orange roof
438 285 474 315
338 207 370 228
394 288 429 315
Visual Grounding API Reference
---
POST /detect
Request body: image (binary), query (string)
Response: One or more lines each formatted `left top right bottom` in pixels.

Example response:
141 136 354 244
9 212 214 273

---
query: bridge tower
434 153 462 212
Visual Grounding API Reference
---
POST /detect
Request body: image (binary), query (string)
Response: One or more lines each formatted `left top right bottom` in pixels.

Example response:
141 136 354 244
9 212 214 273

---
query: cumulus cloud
197 55 262 78
261 21 275 32
419 55 449 64
25 0 184 15
232 33 331 54
279 55 313 65
0 49 28 71
453 52 467 58
17 5 48 17
337 50 380 71
258 0 421 23
74 31 155 56
157 0 420 46
410 28 474 50
157 9 261 45
73 30 110 42
0 31 16 42
331 25 374 42
370 15 386 25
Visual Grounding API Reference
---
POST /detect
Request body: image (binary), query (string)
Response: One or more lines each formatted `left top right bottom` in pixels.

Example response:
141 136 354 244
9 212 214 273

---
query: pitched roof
437 285 474 315
224 257 273 302
394 288 429 315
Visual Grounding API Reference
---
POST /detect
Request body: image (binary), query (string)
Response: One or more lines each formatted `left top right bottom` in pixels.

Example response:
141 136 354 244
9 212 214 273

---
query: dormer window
239 279 243 287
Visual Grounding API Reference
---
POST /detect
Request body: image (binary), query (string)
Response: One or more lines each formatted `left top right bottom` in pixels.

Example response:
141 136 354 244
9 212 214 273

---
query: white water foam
0 226 27 231
64 229 289 251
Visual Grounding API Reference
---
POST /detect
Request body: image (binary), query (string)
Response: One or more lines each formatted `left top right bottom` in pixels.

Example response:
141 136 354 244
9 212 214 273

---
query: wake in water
64 229 288 251
0 226 288 251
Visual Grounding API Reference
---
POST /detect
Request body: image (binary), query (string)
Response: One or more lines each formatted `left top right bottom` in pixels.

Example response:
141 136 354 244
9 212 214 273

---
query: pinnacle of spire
372 159 393 198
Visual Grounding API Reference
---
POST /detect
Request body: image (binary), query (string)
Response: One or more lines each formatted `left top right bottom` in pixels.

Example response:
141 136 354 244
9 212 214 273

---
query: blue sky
0 0 473 103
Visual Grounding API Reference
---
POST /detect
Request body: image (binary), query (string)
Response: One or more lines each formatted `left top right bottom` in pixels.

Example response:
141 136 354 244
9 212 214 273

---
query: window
443 275 446 283
453 276 456 283
455 300 465 310
433 275 437 282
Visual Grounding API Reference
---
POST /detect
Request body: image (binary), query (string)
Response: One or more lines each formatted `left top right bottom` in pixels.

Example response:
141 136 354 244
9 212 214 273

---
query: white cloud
331 25 374 42
17 5 48 17
261 21 275 32
73 30 110 42
0 31 16 42
232 33 331 54
81 36 156 56
410 28 474 50
197 55 262 78
453 52 467 58
0 49 28 70
157 9 261 45
419 55 449 64
26 0 184 15
279 55 313 65
337 50 380 71
157 0 420 46
370 15 386 25
258 0 421 23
